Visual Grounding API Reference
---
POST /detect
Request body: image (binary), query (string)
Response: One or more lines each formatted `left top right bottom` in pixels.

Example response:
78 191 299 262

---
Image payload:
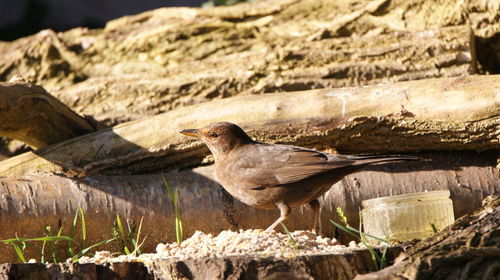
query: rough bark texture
0 197 497 279
0 0 498 128
0 75 498 177
355 195 500 280
1 0 498 158
0 249 388 280
148 249 385 280
30 25 476 126
0 262 152 280
0 151 497 263
0 0 475 92
0 0 498 157
0 79 97 149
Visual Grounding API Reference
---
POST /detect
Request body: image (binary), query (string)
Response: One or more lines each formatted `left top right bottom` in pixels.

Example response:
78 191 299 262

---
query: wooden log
0 75 498 177
2 194 497 280
0 79 97 149
0 249 380 280
48 25 475 126
2 0 496 126
0 151 497 263
148 249 385 280
0 262 151 280
1 0 497 159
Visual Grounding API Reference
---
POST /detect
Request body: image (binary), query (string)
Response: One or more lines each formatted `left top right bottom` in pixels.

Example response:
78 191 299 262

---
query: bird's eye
209 131 218 138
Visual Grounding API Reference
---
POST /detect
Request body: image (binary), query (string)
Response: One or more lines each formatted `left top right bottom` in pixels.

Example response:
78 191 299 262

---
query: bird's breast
215 164 275 208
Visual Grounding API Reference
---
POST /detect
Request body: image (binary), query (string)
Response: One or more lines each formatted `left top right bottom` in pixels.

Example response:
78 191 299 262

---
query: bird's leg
309 199 321 234
265 201 291 232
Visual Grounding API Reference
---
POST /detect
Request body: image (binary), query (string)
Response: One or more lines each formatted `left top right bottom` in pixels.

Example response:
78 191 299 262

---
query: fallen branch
0 75 498 176
0 78 97 149
0 151 497 263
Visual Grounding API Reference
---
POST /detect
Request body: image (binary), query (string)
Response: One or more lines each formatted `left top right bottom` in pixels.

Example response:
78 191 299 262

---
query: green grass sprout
130 216 145 256
331 207 390 270
280 223 299 250
114 214 130 254
72 237 116 262
79 206 87 245
2 207 120 263
112 215 146 256
162 175 183 244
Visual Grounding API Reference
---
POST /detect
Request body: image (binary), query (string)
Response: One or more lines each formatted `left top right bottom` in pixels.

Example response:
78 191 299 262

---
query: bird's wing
228 144 356 188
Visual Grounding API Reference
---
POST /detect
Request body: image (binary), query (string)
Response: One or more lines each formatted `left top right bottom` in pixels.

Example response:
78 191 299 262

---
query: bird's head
180 122 254 160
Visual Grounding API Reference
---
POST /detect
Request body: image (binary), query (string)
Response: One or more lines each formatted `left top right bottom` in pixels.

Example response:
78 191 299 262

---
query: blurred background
0 0 246 41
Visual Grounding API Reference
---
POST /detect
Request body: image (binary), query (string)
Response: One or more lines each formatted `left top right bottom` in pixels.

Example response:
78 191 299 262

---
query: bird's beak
180 129 200 138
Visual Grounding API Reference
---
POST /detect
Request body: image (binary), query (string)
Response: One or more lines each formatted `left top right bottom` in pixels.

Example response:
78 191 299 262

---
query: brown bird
180 122 419 233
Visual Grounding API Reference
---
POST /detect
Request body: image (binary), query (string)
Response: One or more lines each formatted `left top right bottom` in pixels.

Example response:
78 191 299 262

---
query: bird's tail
349 155 422 166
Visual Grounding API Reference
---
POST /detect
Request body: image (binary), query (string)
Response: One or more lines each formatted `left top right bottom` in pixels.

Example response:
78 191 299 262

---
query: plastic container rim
362 190 451 207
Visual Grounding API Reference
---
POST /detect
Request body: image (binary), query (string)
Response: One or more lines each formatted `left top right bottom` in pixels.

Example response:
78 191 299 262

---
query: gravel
77 229 366 264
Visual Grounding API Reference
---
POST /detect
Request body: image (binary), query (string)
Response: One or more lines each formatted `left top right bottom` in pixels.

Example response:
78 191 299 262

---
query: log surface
0 80 97 149
1 196 497 280
0 75 498 177
0 151 497 263
0 250 380 280
1 0 498 157
149 250 382 280
1 0 497 126
0 262 151 280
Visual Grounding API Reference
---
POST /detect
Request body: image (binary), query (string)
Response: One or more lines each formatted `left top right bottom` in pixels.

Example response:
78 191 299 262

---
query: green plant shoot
280 223 298 249
162 175 183 244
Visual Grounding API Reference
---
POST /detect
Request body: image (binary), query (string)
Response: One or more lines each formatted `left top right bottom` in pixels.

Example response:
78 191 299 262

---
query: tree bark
1 0 498 158
0 75 498 177
0 79 97 149
1 197 497 278
0 262 152 280
2 0 497 126
0 249 396 280
46 25 475 126
0 151 497 263
354 195 500 280
148 249 385 280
